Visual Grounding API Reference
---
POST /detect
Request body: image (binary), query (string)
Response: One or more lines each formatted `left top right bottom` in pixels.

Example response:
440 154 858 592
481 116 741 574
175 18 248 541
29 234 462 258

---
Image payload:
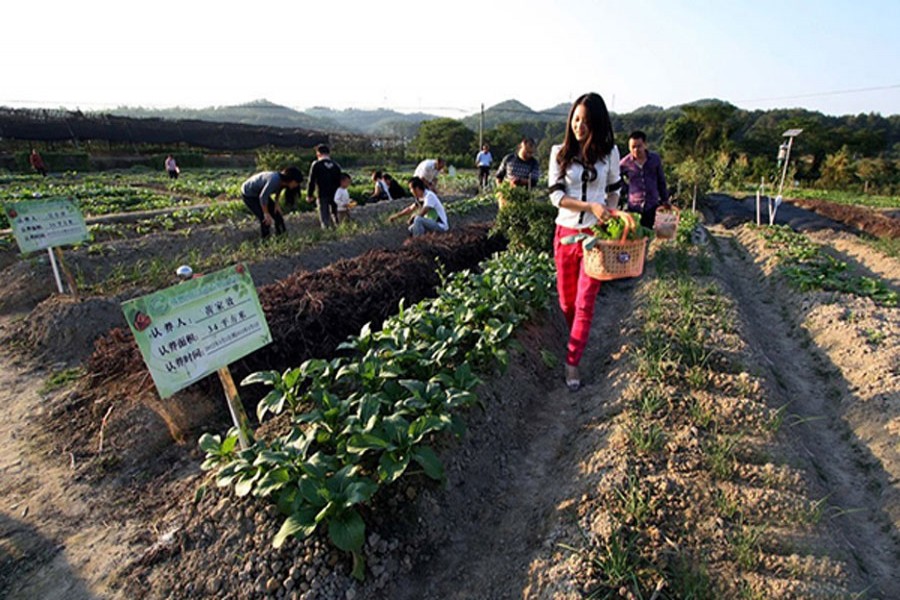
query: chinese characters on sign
4 198 88 253
122 264 271 398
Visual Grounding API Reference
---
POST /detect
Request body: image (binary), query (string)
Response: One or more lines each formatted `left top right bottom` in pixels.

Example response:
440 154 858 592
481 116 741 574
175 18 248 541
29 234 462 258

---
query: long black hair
556 92 616 174
279 166 304 209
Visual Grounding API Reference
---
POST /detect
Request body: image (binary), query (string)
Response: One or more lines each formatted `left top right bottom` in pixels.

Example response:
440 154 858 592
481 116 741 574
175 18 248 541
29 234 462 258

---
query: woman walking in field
548 92 622 391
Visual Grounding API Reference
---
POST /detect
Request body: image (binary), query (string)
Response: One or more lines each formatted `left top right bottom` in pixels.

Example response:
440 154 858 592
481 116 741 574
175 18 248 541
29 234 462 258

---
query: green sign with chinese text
4 198 88 253
121 264 271 398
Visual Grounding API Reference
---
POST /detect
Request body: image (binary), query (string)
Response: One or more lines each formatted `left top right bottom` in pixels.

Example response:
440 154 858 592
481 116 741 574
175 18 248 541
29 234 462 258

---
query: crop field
0 172 898 599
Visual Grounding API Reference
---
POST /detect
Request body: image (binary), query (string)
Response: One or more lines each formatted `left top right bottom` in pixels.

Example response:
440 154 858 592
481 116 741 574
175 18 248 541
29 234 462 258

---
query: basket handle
606 209 634 242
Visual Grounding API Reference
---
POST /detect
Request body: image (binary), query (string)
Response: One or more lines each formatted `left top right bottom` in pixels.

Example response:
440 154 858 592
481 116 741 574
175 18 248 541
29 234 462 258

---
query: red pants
554 225 602 367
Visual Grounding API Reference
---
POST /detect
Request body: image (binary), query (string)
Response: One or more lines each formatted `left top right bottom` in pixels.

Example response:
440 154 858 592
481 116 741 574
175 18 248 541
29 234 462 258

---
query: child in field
334 173 353 223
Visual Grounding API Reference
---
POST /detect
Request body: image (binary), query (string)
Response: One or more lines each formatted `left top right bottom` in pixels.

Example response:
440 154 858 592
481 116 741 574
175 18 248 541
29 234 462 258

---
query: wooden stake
217 366 254 450
54 247 79 298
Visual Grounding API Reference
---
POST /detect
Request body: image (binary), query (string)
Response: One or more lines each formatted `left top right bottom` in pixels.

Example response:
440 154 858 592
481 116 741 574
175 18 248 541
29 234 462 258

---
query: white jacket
548 144 621 229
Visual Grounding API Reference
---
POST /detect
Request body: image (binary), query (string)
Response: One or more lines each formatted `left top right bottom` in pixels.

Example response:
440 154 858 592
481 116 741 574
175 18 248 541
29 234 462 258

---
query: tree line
410 100 900 196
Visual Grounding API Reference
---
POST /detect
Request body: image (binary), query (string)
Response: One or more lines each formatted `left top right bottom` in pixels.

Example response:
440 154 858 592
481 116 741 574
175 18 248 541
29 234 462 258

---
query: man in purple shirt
619 130 668 228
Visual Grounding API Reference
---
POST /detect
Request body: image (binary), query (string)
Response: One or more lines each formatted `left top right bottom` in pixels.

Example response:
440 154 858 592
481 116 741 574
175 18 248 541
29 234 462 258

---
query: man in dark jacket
306 144 343 228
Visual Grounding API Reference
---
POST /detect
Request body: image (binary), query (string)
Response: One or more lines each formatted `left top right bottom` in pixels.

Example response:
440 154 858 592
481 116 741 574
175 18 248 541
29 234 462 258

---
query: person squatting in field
307 144 343 228
382 173 408 199
387 176 449 236
619 129 668 229
548 92 622 391
240 166 303 239
369 170 392 202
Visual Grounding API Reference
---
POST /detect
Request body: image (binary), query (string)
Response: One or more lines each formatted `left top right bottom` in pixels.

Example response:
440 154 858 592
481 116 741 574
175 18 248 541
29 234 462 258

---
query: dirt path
369 279 639 599
0 325 139 600
708 226 900 596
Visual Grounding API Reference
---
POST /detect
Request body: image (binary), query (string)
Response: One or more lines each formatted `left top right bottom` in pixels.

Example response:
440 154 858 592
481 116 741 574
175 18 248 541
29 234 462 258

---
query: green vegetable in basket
561 211 653 249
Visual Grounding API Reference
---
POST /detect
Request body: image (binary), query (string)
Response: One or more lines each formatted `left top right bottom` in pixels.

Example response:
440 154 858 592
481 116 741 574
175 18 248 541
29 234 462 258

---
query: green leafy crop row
757 225 898 306
200 250 555 579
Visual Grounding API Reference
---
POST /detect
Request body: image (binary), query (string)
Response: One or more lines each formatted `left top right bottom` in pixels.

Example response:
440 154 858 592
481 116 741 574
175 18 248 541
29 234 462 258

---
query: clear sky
4 0 899 118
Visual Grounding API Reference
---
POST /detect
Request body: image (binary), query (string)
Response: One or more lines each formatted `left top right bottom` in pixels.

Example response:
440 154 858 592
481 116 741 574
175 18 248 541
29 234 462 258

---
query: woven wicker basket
583 211 648 281
654 207 680 239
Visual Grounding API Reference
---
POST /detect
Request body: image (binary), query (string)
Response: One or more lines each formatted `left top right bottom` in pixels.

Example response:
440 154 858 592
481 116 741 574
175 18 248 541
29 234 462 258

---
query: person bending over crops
548 92 622 391
387 176 449 236
29 149 47 177
382 173 407 199
306 144 343 228
240 166 303 239
619 130 668 229
413 157 445 192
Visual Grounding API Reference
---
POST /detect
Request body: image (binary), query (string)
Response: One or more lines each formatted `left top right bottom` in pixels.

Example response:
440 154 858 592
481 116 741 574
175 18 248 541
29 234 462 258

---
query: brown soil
785 196 900 239
1 194 898 599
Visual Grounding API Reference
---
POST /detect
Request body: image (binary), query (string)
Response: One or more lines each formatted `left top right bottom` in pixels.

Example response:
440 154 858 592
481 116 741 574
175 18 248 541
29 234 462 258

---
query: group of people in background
237 146 451 240
237 102 669 392
368 170 407 203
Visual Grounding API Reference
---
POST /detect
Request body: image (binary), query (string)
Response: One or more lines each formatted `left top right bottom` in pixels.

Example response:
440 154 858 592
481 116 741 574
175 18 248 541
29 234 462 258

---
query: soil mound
8 294 126 366
786 196 900 238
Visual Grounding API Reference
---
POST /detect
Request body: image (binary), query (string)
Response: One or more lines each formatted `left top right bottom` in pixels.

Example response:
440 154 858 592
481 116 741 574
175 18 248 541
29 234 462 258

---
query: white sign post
121 263 271 448
4 197 88 294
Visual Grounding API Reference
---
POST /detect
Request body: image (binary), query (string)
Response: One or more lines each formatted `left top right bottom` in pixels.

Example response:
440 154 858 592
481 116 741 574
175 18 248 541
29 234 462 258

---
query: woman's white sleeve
548 146 565 207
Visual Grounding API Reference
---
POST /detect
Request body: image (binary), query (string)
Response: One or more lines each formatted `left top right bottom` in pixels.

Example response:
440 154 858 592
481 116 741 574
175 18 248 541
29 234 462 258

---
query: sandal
565 365 581 392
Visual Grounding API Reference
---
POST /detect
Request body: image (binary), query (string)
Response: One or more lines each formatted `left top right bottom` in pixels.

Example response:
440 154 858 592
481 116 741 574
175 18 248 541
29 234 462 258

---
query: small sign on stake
5 197 88 254
4 197 88 294
122 263 271 448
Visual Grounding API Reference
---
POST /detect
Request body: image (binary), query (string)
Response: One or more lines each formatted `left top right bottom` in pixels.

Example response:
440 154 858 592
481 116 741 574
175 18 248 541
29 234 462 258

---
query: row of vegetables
756 224 898 306
199 250 556 579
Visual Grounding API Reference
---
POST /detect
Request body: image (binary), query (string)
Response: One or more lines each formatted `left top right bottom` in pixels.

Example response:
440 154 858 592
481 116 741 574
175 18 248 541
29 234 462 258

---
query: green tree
818 145 856 189
673 156 710 209
662 101 739 163
855 156 895 193
486 123 528 157
411 118 475 159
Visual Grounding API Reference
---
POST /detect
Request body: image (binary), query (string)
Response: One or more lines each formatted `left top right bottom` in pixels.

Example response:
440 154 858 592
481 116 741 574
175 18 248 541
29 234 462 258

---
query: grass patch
614 472 656 526
41 367 84 393
628 422 666 455
705 432 741 480
729 521 765 570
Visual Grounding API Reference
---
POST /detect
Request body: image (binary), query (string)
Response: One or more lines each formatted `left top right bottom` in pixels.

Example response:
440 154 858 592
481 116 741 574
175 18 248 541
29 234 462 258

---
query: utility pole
479 103 484 148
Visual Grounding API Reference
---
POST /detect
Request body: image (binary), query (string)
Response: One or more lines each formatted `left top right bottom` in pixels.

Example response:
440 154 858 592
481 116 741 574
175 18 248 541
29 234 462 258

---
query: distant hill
104 100 446 137
105 100 344 133
460 99 568 130
304 106 440 135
